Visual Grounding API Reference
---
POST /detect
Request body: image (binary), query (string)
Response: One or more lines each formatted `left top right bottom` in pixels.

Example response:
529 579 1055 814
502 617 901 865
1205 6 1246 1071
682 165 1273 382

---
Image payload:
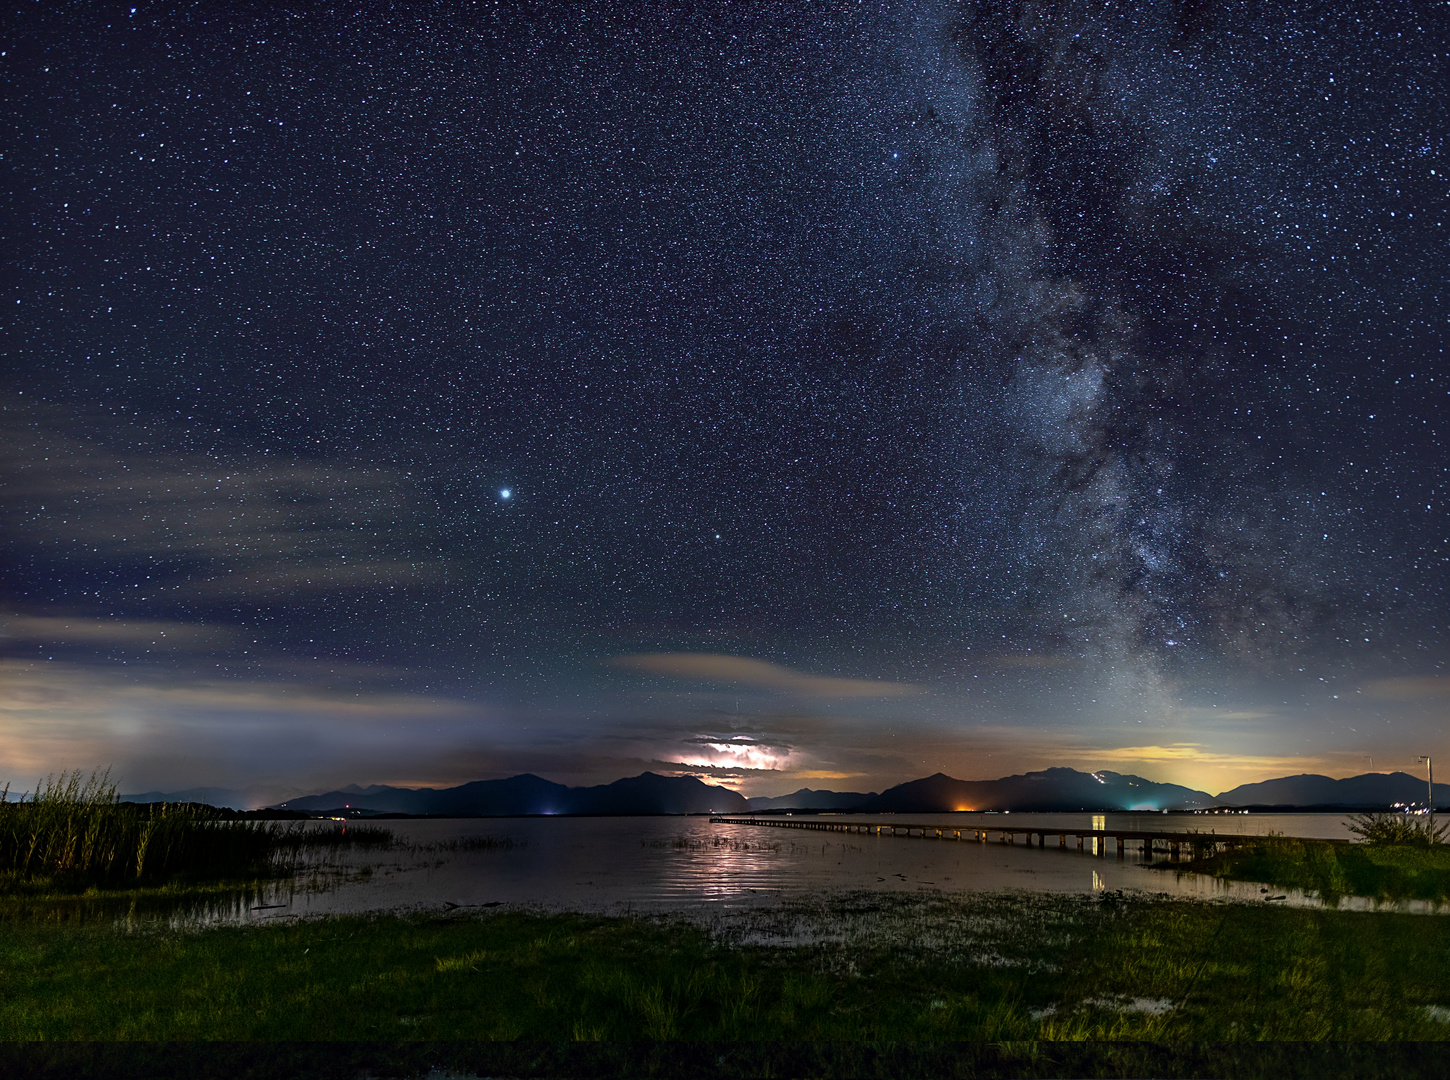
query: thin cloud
1177 706 1281 723
2 400 443 601
648 761 782 778
190 559 446 597
0 614 237 649
1362 677 1450 701
0 658 497 794
0 660 477 726
777 769 862 781
1090 743 1309 770
612 653 921 698
653 762 862 781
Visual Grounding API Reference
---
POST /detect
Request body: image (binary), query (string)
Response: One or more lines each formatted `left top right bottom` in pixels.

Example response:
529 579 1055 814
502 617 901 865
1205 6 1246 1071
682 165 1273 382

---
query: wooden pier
707 816 1346 861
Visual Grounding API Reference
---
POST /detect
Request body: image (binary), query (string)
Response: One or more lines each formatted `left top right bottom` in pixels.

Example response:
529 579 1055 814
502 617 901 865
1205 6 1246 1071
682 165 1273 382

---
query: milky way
2 2 1447 797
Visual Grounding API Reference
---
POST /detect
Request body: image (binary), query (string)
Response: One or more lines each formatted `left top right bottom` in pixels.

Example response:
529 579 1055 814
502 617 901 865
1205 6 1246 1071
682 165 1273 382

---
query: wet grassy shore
1161 824 1450 905
1 891 1447 1076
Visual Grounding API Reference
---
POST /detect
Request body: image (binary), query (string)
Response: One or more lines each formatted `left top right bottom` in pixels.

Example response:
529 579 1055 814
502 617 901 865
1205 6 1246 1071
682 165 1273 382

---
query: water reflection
0 882 288 933
10 813 1444 927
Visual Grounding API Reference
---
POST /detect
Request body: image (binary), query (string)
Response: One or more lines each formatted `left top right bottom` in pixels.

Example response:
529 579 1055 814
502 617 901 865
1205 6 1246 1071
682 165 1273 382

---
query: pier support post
1117 837 1125 858
1077 835 1084 851
1059 834 1067 849
1171 841 1180 862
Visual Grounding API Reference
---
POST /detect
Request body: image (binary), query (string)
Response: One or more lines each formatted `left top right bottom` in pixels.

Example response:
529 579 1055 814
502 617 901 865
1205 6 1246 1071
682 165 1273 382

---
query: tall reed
0 770 293 892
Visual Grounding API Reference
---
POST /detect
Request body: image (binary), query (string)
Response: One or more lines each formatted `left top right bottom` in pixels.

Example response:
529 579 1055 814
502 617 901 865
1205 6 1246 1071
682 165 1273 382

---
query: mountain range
119 785 282 811
1214 771 1447 808
855 768 1214 813
271 772 750 816
120 767 1447 816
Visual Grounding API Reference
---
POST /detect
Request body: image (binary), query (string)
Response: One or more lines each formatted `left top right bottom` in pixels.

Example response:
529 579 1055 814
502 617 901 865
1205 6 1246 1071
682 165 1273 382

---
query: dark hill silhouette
861 768 1215 812
746 787 878 811
254 766 1450 819
569 772 746 814
274 772 747 816
121 786 256 810
1214 771 1447 808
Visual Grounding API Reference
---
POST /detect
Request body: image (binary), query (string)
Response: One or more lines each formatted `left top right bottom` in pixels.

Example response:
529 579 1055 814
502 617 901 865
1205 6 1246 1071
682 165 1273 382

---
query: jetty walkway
708 816 1345 861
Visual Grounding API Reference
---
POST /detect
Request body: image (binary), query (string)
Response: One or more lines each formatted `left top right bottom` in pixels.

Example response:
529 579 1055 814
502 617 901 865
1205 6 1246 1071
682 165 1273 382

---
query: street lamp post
1418 755 1435 828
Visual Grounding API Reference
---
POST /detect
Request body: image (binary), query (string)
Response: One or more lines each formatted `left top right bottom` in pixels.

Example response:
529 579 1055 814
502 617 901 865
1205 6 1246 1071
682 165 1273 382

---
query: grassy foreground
2 892 1448 1053
1172 835 1450 904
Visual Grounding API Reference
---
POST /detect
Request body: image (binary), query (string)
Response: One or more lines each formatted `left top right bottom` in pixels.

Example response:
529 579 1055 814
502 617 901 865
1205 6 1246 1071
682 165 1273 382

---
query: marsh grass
0 771 289 893
1172 832 1450 905
0 770 401 895
1346 811 1448 847
3 890 1449 1047
289 823 395 850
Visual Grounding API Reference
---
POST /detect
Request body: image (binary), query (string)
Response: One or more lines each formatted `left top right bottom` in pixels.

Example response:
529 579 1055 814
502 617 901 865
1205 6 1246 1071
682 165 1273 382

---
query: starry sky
3 1 1447 804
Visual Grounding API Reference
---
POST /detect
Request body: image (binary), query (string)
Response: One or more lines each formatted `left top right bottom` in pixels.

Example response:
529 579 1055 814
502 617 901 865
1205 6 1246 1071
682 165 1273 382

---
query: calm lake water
137 809 1437 928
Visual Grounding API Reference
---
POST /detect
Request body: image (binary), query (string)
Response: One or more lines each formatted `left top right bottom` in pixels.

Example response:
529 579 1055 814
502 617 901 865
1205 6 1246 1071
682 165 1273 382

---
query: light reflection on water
70 811 1443 926
15 813 1441 929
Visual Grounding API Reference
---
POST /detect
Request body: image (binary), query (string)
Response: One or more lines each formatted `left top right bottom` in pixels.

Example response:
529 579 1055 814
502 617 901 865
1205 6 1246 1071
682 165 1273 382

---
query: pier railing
707 816 1347 860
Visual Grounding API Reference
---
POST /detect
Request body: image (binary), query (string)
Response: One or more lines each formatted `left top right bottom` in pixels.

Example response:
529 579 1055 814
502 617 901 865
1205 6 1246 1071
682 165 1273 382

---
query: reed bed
288 823 395 850
1171 829 1450 904
0 770 392 894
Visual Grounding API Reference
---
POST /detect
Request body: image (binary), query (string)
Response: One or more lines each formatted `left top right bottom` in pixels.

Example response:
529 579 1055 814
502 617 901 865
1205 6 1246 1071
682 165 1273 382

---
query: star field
2 1 1447 798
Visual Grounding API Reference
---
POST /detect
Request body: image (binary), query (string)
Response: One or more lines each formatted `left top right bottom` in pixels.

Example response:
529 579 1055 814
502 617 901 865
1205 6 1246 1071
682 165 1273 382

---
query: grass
1346 811 1447 846
1 890 1448 1047
286 823 395 849
0 770 398 896
1171 832 1450 905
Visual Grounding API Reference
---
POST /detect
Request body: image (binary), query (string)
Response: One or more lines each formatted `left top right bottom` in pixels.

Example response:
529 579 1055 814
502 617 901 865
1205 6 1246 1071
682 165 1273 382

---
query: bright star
499 488 512 500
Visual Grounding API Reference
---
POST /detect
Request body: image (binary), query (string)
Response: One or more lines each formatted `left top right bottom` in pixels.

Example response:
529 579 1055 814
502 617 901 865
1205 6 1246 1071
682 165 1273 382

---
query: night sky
3 1 1447 803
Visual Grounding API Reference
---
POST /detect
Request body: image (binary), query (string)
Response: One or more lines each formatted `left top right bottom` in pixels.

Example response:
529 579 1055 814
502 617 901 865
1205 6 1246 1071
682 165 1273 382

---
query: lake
148 809 1432 928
